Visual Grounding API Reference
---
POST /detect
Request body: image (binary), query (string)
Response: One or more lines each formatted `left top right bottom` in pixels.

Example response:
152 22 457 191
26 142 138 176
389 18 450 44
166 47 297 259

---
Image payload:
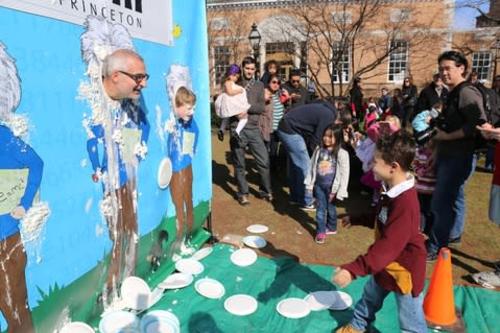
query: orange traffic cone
423 248 462 330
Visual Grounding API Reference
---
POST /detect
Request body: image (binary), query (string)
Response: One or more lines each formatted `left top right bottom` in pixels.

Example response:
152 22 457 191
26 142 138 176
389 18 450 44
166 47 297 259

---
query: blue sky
454 2 490 30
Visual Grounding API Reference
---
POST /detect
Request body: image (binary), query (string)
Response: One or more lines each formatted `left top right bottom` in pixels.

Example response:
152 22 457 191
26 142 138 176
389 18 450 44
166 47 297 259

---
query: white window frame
213 45 231 85
331 41 350 83
388 40 408 82
210 17 229 31
390 8 411 23
472 51 492 81
331 11 352 24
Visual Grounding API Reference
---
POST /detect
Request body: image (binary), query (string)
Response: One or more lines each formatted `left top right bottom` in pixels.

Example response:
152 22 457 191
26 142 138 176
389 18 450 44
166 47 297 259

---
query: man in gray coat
230 56 272 205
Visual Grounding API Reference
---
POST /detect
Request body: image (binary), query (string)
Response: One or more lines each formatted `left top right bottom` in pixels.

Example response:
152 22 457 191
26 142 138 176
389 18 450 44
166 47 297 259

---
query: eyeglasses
270 80 280 84
291 80 300 83
119 71 150 84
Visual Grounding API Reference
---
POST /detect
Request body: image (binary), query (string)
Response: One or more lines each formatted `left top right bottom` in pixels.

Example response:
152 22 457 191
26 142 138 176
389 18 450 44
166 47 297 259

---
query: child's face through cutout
175 103 194 121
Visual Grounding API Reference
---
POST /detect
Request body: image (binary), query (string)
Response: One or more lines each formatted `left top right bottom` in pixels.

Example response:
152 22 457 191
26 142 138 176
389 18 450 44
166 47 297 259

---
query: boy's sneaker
326 228 338 235
315 233 326 244
237 195 250 206
217 129 224 141
301 203 316 212
335 324 363 333
448 236 462 246
471 271 500 289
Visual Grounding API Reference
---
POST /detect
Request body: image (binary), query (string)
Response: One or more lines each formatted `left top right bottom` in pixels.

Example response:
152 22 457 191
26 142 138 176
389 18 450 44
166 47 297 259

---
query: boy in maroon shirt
333 131 427 333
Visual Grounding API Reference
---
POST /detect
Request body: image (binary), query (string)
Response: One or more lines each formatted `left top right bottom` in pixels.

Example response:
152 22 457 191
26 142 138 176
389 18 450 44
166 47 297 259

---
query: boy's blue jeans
350 277 427 333
313 185 337 233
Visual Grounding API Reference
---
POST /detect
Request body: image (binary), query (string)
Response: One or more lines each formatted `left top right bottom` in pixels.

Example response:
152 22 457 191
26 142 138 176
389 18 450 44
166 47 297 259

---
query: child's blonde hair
175 86 196 107
385 115 401 130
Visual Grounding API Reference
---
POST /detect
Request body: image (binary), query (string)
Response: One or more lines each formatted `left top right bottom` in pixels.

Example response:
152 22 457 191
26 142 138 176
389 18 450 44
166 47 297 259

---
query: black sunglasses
270 80 280 84
291 80 300 83
119 71 150 83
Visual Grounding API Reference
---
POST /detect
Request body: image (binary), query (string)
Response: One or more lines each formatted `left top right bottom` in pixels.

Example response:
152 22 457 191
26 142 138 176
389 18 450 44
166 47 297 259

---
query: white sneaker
471 271 500 289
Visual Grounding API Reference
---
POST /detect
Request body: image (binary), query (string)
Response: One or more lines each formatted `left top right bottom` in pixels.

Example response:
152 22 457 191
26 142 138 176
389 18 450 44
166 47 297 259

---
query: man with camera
282 69 309 109
426 51 486 261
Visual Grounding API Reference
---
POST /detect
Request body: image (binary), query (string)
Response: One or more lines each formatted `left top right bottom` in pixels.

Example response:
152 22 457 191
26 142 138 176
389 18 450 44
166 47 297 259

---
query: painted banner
0 1 211 331
0 0 173 45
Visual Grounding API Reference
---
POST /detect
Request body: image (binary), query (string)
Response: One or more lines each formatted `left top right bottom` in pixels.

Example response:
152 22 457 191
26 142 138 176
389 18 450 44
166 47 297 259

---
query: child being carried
215 64 251 140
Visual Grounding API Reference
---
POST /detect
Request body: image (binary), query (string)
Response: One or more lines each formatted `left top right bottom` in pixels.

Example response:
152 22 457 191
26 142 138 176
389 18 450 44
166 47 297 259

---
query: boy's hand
237 112 247 119
329 193 336 202
333 268 353 288
340 215 351 228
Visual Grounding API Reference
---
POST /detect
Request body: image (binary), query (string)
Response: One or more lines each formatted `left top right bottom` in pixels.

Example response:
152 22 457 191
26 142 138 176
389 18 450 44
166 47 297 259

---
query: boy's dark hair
438 51 468 75
241 56 256 67
322 123 344 156
376 130 416 171
337 108 352 126
289 68 302 79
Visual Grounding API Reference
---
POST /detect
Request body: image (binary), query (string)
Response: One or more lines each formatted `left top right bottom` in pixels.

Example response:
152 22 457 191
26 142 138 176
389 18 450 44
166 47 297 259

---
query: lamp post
248 23 261 79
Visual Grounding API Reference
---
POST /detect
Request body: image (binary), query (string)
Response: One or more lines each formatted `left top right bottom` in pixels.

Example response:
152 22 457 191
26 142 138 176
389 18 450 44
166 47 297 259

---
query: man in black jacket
415 73 448 116
230 57 272 205
282 69 309 110
277 100 337 209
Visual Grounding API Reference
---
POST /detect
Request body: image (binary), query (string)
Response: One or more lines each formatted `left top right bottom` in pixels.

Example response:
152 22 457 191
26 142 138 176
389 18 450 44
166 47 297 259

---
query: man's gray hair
0 42 21 121
102 49 144 77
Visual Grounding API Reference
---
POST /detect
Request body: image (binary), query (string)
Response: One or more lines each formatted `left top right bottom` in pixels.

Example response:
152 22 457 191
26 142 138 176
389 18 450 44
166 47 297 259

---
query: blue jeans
351 277 427 333
277 130 314 206
314 185 337 233
449 154 477 240
428 153 475 254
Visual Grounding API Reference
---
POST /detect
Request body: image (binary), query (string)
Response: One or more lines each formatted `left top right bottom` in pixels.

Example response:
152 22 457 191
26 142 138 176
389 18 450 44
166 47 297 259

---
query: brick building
207 0 500 98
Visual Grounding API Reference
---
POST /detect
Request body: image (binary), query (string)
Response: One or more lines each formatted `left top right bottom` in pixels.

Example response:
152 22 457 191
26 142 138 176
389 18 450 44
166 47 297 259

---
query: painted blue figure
0 42 40 333
168 86 198 240
85 49 150 298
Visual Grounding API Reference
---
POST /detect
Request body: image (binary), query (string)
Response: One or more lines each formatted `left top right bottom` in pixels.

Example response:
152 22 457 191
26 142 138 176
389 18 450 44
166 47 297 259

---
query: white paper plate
329 291 353 310
157 157 172 189
175 258 204 275
99 310 139 333
59 322 95 333
158 272 194 290
120 276 152 311
304 291 338 311
194 278 225 299
191 246 213 261
224 294 258 316
140 310 180 333
246 224 269 234
230 248 257 267
242 235 267 249
276 298 311 319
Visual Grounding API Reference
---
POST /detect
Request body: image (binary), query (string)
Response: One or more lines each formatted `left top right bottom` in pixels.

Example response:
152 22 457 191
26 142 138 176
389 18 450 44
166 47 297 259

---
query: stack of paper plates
140 310 180 333
99 310 139 333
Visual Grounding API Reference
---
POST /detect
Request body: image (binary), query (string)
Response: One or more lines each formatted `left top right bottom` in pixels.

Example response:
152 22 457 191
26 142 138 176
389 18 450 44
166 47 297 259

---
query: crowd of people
215 50 500 332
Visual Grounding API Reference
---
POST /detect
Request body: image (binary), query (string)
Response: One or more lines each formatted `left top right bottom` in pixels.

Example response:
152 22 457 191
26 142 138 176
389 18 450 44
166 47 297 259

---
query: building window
332 42 350 83
265 42 295 55
390 9 411 23
213 46 231 84
210 17 228 30
388 40 408 82
331 11 352 24
472 51 492 81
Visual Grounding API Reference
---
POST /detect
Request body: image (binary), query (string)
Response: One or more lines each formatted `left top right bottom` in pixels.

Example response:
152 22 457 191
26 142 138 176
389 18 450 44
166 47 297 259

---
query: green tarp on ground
140 244 499 333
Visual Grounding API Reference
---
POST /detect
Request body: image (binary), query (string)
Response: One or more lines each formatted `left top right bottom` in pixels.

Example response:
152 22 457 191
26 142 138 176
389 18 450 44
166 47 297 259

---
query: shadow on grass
258 241 355 331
